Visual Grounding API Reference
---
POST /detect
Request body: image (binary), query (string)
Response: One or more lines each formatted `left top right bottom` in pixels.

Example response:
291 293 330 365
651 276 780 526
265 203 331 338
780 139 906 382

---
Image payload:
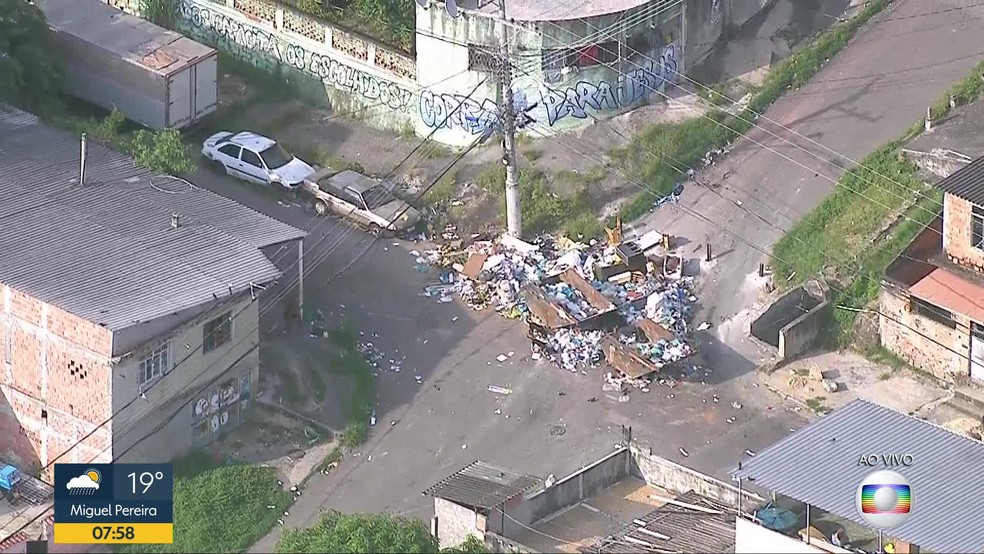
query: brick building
880 155 984 381
0 107 306 473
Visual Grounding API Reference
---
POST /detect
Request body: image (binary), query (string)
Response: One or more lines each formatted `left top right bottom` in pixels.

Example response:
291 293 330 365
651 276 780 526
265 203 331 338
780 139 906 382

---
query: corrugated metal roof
936 154 984 205
38 0 215 76
423 461 542 510
732 399 984 553
587 491 736 553
0 107 306 330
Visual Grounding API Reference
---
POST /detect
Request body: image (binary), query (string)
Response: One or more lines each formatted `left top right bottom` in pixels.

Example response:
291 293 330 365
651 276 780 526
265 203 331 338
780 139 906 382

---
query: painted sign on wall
178 0 415 112
541 43 679 126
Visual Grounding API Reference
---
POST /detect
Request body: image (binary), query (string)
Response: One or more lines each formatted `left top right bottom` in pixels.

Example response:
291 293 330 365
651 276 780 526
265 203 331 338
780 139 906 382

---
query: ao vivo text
857 454 914 467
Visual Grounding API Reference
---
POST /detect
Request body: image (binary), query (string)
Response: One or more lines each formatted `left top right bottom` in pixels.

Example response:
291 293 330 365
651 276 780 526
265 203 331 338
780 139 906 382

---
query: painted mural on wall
541 43 679 126
191 370 251 444
178 0 414 112
418 88 537 136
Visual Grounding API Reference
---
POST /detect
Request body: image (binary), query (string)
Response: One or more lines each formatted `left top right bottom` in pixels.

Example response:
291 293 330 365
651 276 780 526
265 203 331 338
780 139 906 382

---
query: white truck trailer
39 0 218 130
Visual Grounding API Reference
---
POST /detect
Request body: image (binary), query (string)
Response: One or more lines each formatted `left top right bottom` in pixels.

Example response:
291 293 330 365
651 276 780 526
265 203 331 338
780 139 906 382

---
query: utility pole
496 0 522 238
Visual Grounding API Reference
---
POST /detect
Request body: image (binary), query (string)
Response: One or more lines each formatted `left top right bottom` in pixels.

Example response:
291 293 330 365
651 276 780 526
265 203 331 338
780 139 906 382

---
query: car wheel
368 223 382 237
314 200 328 216
210 159 227 174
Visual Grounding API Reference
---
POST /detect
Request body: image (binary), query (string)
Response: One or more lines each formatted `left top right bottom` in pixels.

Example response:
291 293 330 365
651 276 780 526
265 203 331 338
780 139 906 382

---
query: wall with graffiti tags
174 0 419 132
414 1 684 146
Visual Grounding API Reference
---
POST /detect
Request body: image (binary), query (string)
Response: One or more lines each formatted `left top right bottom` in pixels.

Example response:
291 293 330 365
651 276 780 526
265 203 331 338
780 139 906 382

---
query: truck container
39 0 218 130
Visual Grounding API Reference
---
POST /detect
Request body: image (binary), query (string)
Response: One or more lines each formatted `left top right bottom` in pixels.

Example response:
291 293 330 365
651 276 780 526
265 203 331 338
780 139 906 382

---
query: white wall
434 497 484 550
735 517 850 554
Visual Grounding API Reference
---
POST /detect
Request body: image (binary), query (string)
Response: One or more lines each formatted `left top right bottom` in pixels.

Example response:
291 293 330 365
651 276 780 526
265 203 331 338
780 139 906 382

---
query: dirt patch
767 352 949 414
210 404 340 486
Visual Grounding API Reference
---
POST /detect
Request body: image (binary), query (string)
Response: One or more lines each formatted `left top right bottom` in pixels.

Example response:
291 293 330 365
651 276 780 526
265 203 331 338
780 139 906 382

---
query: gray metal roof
38 0 215 76
936 154 984 205
0 107 306 331
588 491 736 553
423 461 542 510
732 399 984 553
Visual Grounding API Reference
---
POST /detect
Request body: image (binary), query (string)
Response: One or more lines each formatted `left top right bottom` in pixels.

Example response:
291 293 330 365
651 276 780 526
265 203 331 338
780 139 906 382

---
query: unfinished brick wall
434 498 484 550
879 286 971 380
0 284 114 470
943 193 984 272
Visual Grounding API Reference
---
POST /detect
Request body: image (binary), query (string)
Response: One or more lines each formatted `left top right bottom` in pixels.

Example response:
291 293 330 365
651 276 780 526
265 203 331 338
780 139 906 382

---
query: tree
0 0 62 112
275 511 489 553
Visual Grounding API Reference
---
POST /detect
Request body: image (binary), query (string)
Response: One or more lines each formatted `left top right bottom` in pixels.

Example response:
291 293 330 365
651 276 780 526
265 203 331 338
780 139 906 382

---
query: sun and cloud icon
66 468 101 495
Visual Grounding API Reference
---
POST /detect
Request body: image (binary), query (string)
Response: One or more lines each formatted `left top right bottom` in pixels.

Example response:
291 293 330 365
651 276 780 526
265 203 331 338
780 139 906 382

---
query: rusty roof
909 266 984 322
586 491 736 553
423 461 542 510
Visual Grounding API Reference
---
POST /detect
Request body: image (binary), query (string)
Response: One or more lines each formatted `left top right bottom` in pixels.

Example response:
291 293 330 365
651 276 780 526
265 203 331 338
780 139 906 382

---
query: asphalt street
634 0 984 346
186 167 808 552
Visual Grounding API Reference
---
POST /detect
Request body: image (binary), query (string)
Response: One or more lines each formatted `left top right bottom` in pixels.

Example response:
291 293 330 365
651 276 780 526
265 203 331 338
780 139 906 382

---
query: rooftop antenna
80 133 87 186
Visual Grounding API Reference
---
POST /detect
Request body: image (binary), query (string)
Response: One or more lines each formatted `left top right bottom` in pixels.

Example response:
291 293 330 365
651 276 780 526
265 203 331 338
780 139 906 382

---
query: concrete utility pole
496 0 522 238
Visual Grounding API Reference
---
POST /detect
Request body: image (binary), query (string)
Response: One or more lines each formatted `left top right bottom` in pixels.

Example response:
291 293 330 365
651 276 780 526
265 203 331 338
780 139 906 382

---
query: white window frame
138 342 171 386
972 203 983 250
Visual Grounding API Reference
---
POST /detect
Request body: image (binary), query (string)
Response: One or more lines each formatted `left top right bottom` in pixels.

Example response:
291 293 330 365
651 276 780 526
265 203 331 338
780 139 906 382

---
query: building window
467 44 498 72
203 311 233 353
910 296 956 329
139 342 170 386
541 41 618 72
972 203 983 250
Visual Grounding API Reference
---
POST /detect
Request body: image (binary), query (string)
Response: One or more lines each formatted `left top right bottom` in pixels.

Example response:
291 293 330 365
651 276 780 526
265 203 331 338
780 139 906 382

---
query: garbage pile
542 281 599 320
542 328 604 372
641 281 697 335
618 333 695 370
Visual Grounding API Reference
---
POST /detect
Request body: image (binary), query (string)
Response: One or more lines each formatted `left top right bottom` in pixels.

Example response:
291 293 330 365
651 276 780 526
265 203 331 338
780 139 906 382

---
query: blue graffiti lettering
541 43 679 126
419 88 534 135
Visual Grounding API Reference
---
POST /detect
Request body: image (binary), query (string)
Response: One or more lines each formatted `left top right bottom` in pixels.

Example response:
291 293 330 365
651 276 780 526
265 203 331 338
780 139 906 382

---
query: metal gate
972 322 984 382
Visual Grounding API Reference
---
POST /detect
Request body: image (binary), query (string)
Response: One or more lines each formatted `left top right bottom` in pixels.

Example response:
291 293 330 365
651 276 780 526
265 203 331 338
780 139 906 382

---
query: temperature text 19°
128 471 165 495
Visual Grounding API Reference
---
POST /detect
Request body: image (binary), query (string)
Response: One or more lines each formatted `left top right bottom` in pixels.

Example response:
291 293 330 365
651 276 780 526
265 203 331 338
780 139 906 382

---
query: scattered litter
745 449 757 457
496 354 509 363
494 408 501 415
696 321 711 331
679 447 689 457
731 401 742 410
531 352 542 360
461 444 467 449
367 455 372 462
487 385 513 395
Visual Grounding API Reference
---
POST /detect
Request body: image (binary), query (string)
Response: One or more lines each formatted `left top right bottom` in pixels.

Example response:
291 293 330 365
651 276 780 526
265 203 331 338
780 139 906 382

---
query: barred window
468 44 499 72
139 343 170 386
910 296 956 329
972 203 983 249
203 311 233 353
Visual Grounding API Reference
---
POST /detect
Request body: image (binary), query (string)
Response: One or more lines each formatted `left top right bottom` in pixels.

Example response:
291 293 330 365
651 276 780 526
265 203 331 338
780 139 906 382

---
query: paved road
633 0 984 357
185 167 807 551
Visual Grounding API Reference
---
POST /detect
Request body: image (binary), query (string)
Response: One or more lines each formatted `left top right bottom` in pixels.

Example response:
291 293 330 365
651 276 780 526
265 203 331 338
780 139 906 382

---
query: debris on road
487 385 512 395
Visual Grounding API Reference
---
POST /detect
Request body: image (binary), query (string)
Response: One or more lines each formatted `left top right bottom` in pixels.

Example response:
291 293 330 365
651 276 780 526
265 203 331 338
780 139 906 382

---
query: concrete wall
879 285 972 380
684 0 778 67
434 497 484 550
0 284 114 470
735 517 836 553
943 193 984 272
169 0 418 133
416 1 684 145
630 443 762 507
499 447 630 537
112 294 260 462
751 286 822 349
779 300 830 360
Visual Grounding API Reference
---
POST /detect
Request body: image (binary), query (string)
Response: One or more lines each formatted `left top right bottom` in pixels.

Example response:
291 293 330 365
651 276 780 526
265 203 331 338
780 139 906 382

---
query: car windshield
259 144 293 170
363 184 397 210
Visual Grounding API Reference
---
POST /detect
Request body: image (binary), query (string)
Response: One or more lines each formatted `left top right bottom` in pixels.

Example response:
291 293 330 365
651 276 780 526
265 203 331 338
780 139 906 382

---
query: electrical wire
0 78 491 543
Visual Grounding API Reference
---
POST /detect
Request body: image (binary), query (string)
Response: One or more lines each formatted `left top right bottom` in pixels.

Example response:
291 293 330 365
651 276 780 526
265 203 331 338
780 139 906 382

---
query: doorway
972 322 984 382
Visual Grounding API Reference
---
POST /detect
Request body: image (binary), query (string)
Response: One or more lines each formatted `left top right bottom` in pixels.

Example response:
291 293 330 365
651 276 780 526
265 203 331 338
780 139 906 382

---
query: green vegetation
476 164 604 239
327 325 375 448
292 0 413 51
275 511 488 553
772 55 984 345
615 0 893 222
315 446 344 474
120 459 292 553
139 0 179 30
0 0 63 115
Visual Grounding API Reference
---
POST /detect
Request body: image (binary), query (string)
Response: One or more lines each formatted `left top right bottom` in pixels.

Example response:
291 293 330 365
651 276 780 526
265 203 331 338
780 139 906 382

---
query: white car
201 131 315 189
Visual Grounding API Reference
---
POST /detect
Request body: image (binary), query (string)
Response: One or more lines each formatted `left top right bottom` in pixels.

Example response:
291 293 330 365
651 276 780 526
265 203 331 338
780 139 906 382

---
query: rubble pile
604 371 651 391
543 328 604 372
618 334 695 369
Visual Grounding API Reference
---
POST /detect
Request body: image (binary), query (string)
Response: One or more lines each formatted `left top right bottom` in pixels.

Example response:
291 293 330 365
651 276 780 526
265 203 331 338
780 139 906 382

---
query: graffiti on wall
419 88 537 135
178 1 414 112
540 44 679 126
711 0 722 24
